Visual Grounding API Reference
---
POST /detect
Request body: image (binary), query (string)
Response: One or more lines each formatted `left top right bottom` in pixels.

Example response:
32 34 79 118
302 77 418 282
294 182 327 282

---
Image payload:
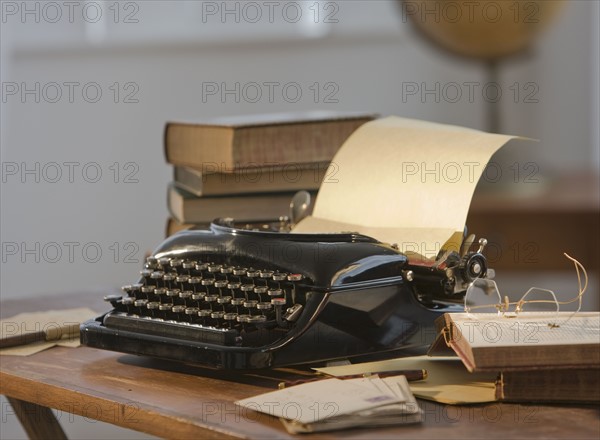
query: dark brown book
164 112 375 171
496 369 600 403
174 163 328 197
167 184 314 224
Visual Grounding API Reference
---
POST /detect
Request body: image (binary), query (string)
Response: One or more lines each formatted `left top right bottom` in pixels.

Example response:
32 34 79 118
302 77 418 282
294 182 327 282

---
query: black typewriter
81 215 493 369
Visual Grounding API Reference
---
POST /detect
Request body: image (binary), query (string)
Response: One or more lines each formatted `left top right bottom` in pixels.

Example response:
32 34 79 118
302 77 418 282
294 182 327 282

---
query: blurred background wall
1 1 599 438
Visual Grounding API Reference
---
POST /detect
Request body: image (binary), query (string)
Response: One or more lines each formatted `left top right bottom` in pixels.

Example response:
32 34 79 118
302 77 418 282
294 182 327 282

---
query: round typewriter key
158 257 171 266
246 269 260 278
185 307 199 315
176 275 190 283
134 299 148 307
140 269 153 278
272 272 287 281
227 282 241 290
231 298 245 306
208 264 222 273
172 305 186 313
198 309 212 318
211 311 225 319
201 279 215 286
130 283 143 292
104 294 122 302
166 289 180 297
257 302 273 310
162 273 176 282
259 270 274 279
146 256 158 266
182 260 196 269
223 313 238 321
233 267 247 276
268 288 283 297
122 297 135 305
214 280 228 289
240 284 255 292
237 314 251 323
154 287 167 295
243 300 258 308
287 274 303 281
220 266 233 274
159 303 172 311
188 277 202 284
147 301 160 310
195 263 208 271
217 296 232 304
254 286 268 294
179 290 192 299
150 271 164 279
170 259 183 268
141 285 156 294
121 285 132 293
247 315 267 324
271 298 286 306
204 295 218 302
192 293 205 300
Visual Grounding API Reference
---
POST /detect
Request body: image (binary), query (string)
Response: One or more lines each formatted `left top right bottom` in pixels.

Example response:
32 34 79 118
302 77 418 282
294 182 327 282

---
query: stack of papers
235 375 422 434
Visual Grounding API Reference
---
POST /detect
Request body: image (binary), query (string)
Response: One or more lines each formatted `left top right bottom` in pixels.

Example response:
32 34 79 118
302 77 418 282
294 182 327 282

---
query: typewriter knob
459 252 487 283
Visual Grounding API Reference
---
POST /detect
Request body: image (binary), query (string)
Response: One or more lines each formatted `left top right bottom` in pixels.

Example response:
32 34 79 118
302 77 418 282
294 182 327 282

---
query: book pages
293 117 518 257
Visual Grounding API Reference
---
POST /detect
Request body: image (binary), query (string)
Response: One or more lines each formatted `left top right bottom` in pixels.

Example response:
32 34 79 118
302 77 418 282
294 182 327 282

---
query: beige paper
314 355 498 405
0 307 97 356
293 117 518 257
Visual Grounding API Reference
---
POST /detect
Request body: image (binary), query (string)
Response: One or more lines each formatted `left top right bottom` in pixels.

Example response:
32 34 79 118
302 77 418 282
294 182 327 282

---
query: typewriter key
134 299 148 308
188 277 202 285
176 275 190 283
240 284 254 292
154 287 167 296
247 269 260 278
254 286 268 294
140 269 153 278
214 280 228 289
150 271 164 279
223 313 238 321
268 289 283 297
272 272 287 281
201 279 215 286
243 300 258 309
122 297 135 305
204 295 219 303
182 260 196 269
220 266 233 274
145 256 158 267
259 271 274 279
195 263 208 271
233 267 247 276
185 307 199 315
211 311 225 319
172 305 186 314
141 285 156 294
247 315 267 324
230 298 245 306
162 273 176 282
192 293 205 301
158 257 171 266
104 294 122 303
130 283 143 292
257 302 272 310
271 297 286 306
237 314 251 323
207 264 222 273
166 289 180 297
179 290 192 299
146 301 160 310
170 259 183 268
287 274 303 281
227 282 241 290
198 309 212 317
158 303 172 311
217 296 232 304
121 285 132 293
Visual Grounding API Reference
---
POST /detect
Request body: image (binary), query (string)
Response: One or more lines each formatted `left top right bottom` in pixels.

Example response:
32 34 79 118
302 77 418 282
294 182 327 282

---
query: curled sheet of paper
293 117 519 258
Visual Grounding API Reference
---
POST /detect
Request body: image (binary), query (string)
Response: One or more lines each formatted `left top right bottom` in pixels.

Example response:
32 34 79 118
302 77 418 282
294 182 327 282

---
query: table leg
6 397 68 440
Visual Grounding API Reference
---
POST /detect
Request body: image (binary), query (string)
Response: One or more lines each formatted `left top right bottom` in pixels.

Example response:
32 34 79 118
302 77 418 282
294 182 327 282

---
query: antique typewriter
81 208 493 369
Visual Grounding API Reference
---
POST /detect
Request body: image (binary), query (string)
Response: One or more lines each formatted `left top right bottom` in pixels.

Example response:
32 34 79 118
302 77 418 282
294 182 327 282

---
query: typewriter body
81 218 492 369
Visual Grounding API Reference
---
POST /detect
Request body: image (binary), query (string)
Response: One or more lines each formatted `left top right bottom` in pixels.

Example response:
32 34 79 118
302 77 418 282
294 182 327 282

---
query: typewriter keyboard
103 256 312 347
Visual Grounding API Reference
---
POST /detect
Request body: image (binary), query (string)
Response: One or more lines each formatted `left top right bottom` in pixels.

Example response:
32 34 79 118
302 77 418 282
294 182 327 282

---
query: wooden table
1 293 599 439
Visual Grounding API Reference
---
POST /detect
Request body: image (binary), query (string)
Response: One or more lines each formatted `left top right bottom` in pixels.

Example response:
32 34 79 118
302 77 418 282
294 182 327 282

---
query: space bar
103 312 238 346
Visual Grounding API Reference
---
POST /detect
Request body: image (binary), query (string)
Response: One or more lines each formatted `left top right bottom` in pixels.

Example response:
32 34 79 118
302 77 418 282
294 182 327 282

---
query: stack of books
430 311 600 403
163 112 374 236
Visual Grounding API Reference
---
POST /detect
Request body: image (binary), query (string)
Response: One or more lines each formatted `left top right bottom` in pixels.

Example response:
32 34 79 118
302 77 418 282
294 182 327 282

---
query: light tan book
174 163 327 196
164 111 374 171
429 312 600 372
167 184 314 224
